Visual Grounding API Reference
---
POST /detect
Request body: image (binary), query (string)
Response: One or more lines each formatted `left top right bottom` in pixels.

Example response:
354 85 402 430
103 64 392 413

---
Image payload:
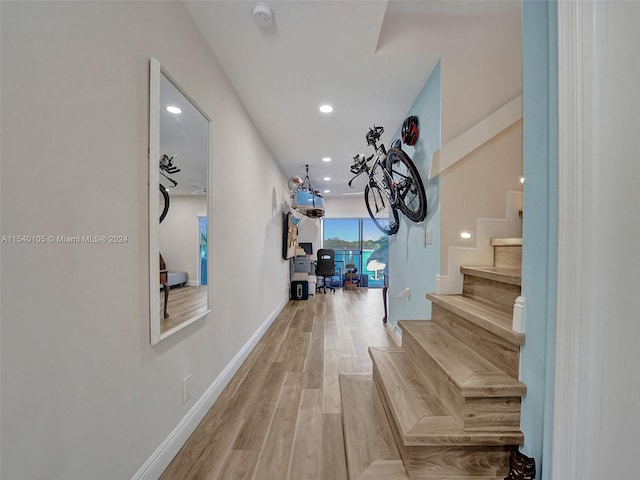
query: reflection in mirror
149 58 211 345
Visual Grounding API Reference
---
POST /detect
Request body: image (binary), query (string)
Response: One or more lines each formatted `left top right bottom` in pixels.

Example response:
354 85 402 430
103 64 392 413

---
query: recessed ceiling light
323 177 331 181
459 230 473 240
319 104 333 113
166 106 182 114
322 157 332 162
324 189 330 193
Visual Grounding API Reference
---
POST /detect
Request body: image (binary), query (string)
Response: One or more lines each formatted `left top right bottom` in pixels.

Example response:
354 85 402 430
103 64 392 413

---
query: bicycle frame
348 132 397 207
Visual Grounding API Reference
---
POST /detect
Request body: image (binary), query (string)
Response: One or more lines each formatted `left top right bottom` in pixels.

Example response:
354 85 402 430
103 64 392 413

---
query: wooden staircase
340 238 524 479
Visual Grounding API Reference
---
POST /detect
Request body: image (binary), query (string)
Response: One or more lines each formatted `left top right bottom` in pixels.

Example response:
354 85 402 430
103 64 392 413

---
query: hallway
161 289 396 479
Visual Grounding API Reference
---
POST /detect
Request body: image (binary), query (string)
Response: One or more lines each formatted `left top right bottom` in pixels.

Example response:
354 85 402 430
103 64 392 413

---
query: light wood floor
160 285 208 333
161 288 396 480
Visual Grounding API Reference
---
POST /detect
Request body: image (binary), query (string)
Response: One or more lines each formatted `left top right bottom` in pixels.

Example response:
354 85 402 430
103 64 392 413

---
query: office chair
315 248 336 293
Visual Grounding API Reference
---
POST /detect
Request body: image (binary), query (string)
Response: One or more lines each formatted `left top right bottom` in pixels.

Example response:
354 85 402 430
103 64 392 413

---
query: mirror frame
149 57 212 345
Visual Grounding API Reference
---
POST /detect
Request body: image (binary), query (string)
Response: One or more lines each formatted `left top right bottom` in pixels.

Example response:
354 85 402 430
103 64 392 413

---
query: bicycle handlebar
365 125 384 146
348 173 362 188
348 153 375 187
349 153 373 174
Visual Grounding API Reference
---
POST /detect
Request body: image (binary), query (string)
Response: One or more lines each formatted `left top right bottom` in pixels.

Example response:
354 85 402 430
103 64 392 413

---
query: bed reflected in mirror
149 58 211 345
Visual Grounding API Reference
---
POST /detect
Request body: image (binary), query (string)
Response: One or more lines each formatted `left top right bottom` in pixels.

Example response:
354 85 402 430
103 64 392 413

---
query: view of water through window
322 218 388 288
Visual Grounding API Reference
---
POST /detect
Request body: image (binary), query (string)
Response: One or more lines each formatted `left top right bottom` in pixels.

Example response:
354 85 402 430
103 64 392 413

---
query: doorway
199 216 208 286
322 218 389 288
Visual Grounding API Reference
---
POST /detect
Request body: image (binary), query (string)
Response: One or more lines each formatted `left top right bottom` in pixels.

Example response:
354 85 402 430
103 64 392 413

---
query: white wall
159 195 206 285
440 123 523 273
554 2 640 479
324 196 369 218
438 4 523 276
0 2 289 479
598 5 640 475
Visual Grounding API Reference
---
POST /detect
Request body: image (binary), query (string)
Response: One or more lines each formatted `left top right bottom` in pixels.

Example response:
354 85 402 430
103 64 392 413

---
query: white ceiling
183 0 519 196
160 72 210 196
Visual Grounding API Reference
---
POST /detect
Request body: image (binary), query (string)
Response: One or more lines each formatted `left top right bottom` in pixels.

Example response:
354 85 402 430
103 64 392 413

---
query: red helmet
401 115 419 146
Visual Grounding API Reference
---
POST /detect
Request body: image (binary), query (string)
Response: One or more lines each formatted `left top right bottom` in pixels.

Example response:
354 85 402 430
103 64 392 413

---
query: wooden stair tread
340 374 401 480
460 266 521 286
490 238 522 246
425 294 525 346
397 321 526 397
369 348 524 447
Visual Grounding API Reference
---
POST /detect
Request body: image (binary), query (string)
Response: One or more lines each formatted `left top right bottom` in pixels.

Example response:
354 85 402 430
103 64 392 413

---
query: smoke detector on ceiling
252 3 274 28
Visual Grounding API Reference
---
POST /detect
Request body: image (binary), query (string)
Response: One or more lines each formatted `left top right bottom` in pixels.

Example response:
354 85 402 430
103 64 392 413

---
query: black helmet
401 115 419 146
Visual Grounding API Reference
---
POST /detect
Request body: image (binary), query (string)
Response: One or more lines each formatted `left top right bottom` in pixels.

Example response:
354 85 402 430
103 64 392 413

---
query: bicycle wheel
387 148 427 222
365 183 399 235
159 184 170 223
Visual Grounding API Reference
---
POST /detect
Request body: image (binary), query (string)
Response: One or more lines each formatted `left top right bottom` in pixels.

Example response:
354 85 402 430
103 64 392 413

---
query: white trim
385 322 402 347
149 59 213 345
149 58 161 345
553 1 606 479
131 299 288 480
429 94 523 179
513 296 525 333
436 190 522 294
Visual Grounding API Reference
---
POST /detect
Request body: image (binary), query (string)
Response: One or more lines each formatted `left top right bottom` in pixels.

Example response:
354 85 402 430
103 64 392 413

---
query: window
322 218 388 288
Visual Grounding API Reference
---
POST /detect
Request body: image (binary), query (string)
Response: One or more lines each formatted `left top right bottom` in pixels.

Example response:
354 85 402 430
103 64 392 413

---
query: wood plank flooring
161 288 395 480
339 374 402 480
160 285 208 333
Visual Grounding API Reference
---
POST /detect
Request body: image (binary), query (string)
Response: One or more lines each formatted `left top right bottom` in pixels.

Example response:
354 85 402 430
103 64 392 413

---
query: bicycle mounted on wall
348 126 427 235
159 153 180 224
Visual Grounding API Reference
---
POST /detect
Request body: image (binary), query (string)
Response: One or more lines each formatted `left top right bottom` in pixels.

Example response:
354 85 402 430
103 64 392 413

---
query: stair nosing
404 429 524 446
460 265 521 286
425 293 525 346
397 321 526 397
490 238 522 246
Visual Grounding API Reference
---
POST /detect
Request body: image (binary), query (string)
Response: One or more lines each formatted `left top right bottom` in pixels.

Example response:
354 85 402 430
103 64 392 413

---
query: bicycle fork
370 176 396 213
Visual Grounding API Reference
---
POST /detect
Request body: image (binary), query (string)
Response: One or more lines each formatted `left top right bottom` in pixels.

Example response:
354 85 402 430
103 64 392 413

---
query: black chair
315 248 336 293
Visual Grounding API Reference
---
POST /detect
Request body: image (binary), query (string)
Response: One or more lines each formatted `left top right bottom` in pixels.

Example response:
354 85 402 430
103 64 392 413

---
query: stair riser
493 245 521 269
431 305 520 379
401 331 521 432
462 275 520 314
373 363 410 462
463 397 521 432
405 445 512 478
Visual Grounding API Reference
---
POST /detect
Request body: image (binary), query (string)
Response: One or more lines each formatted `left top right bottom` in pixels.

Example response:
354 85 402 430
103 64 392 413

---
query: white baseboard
436 190 522 295
513 296 525 333
386 322 402 347
131 298 288 480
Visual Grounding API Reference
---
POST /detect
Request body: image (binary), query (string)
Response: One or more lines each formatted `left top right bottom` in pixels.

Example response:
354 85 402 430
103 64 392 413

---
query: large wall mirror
149 58 211 345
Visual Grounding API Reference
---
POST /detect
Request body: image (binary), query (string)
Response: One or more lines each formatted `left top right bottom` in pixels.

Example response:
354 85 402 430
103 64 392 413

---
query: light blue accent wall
389 61 441 327
521 1 558 478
